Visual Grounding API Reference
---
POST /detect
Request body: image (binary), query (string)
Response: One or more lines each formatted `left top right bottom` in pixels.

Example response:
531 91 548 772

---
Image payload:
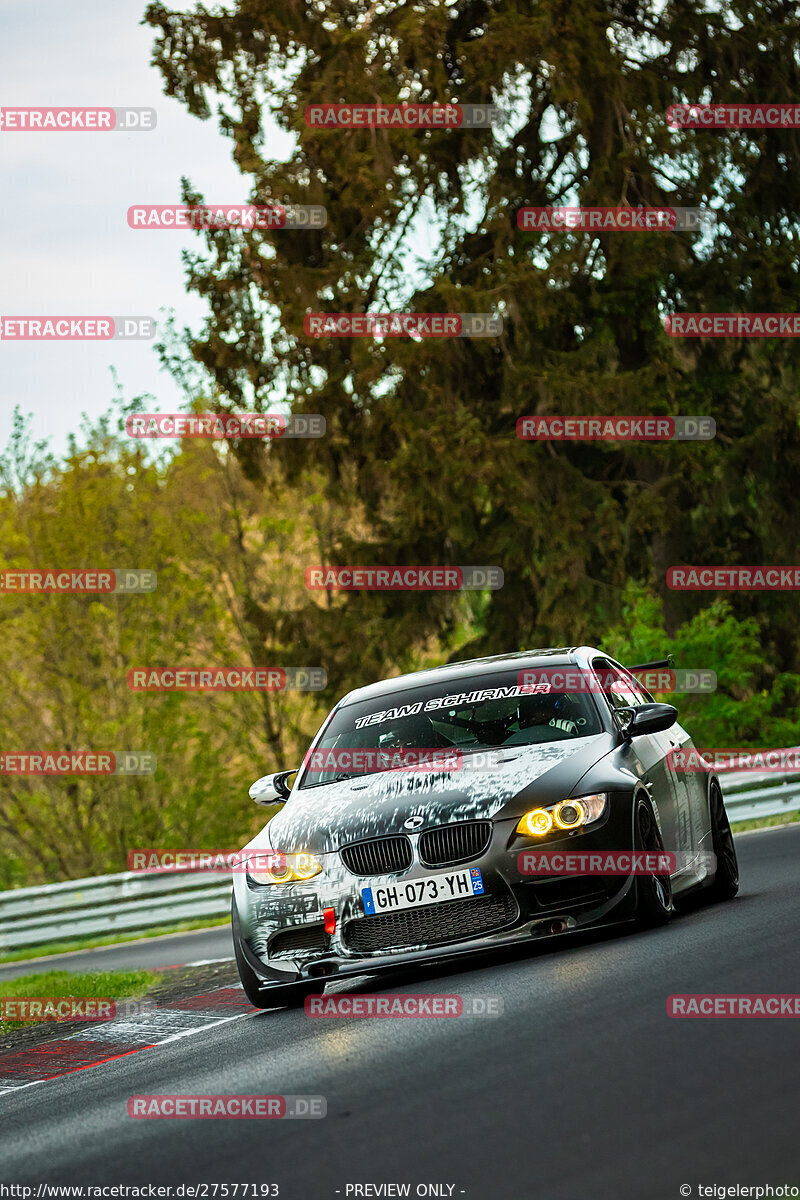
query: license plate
362 867 484 915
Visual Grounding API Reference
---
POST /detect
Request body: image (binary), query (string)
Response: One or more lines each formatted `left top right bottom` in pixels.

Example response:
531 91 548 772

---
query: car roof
338 646 606 708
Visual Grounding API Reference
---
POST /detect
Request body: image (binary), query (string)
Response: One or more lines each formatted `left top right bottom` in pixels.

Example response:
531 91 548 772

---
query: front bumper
233 791 639 987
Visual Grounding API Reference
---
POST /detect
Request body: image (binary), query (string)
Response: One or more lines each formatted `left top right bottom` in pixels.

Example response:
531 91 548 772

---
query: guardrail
0 769 798 954
718 769 800 824
0 868 232 953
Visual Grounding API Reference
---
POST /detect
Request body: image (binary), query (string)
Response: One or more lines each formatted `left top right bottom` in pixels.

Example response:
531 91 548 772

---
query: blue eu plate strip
362 887 375 915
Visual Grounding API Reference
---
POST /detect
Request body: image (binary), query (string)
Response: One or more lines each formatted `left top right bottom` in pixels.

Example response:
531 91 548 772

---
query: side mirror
618 703 678 740
248 769 298 807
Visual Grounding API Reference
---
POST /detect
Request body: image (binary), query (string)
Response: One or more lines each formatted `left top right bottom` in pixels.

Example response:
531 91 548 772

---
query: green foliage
142 0 800 675
0 411 331 881
5 2 800 885
605 585 800 746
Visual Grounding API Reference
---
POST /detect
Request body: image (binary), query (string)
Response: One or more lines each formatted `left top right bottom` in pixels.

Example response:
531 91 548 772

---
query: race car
231 646 739 1007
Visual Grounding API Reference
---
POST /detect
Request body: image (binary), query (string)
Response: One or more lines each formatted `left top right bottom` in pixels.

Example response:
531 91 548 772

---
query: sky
0 0 294 458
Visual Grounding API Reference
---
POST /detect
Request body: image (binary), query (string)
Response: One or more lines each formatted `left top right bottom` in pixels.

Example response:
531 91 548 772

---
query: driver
516 693 578 734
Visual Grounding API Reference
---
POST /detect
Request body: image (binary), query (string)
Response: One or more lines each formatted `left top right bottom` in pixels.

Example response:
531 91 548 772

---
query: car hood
258 733 616 854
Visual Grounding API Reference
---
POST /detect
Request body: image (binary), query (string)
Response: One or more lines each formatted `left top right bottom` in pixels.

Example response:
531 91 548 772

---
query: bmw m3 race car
231 646 739 1007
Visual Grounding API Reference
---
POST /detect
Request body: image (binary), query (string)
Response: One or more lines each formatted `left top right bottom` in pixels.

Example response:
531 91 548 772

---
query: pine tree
145 0 800 682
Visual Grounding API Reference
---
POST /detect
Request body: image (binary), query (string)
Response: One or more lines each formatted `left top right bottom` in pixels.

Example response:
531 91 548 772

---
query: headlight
292 852 323 880
554 800 585 830
516 793 607 838
246 850 322 885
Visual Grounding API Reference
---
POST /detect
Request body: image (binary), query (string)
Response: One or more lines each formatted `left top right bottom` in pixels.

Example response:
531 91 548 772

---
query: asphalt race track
0 825 798 1198
0 925 235 982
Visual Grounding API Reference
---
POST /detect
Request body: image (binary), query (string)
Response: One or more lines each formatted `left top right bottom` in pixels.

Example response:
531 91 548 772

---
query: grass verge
732 809 800 833
0 968 157 1035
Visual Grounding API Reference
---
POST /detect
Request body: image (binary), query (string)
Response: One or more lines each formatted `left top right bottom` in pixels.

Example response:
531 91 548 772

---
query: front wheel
634 797 675 927
232 898 324 1009
705 782 739 902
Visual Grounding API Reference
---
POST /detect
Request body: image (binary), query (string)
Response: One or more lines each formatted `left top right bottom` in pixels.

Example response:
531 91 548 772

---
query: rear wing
627 655 675 673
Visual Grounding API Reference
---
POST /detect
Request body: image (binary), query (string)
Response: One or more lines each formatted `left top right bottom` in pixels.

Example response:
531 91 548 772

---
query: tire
634 796 675 927
705 782 739 902
231 898 325 1009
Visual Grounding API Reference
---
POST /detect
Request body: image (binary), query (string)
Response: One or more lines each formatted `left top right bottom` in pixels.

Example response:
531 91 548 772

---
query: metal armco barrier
1 769 798 953
0 868 232 952
719 767 800 823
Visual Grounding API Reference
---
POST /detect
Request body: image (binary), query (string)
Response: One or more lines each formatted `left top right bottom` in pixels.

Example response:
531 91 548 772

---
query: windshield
298 668 603 788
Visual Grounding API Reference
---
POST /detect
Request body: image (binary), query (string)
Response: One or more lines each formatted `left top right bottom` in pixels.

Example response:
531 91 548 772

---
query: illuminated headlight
292 852 323 880
246 850 322 885
554 801 584 830
518 808 555 837
516 794 607 838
